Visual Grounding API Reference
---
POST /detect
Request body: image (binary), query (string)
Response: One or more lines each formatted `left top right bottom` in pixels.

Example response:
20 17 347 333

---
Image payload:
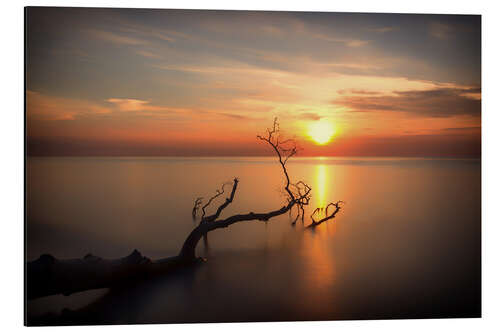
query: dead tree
27 118 342 300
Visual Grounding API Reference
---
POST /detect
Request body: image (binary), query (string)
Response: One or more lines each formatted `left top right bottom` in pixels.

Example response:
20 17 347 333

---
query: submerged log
26 250 193 300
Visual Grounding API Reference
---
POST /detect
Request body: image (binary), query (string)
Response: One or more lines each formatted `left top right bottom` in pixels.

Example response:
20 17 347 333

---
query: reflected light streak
315 164 328 210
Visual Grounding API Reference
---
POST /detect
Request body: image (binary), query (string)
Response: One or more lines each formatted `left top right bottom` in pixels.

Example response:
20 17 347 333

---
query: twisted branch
200 181 234 220
309 201 345 228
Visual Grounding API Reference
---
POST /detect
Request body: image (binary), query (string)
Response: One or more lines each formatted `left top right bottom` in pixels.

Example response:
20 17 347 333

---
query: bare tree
27 118 343 300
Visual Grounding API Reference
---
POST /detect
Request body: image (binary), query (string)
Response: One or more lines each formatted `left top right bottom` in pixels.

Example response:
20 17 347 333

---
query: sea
25 156 481 324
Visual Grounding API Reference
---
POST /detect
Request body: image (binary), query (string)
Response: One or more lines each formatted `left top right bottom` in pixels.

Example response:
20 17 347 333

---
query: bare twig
202 178 239 223
192 197 203 219
201 181 233 220
256 117 312 224
257 117 297 202
309 201 345 228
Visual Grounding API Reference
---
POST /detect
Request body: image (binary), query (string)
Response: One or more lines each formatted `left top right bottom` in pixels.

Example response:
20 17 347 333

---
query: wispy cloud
88 29 148 45
215 112 254 120
27 90 111 121
135 50 163 59
429 22 453 40
118 23 188 42
315 33 370 47
154 63 289 77
106 98 151 112
322 63 382 71
371 26 396 33
298 112 323 121
332 87 481 118
337 89 382 95
441 126 481 132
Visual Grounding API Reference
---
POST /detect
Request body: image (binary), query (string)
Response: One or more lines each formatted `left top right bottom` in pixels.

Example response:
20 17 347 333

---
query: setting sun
308 120 336 145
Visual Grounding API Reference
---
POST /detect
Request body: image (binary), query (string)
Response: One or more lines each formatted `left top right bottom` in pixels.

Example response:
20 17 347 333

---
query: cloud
88 29 148 45
154 63 289 77
118 24 186 42
337 89 382 95
344 40 370 47
135 50 162 59
322 63 382 72
429 22 453 40
442 126 481 132
105 98 257 122
298 112 322 121
215 112 253 120
106 98 151 112
314 33 370 47
155 64 219 74
332 87 481 118
259 25 285 37
27 90 111 121
371 26 396 33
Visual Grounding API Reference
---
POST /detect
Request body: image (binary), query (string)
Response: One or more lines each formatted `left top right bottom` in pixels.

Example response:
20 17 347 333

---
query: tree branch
180 119 314 258
200 181 233 220
257 117 297 202
201 178 239 223
192 197 203 219
309 201 344 228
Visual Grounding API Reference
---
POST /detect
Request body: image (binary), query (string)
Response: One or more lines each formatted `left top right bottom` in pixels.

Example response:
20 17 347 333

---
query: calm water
26 157 481 324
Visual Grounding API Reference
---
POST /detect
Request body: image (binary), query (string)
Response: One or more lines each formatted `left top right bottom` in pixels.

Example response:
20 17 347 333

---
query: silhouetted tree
27 118 343 300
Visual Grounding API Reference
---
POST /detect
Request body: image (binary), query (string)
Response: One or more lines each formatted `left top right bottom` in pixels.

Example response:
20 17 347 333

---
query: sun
307 120 336 145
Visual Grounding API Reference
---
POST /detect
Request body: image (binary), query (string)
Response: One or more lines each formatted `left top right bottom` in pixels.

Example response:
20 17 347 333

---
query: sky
26 8 481 157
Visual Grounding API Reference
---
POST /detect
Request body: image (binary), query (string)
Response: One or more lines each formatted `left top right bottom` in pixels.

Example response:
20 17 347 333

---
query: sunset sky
26 8 481 157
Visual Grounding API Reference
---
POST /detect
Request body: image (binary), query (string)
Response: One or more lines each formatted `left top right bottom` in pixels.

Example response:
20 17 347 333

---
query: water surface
26 157 481 324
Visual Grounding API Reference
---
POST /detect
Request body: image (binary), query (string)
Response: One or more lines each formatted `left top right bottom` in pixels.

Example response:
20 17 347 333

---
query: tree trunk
26 250 191 300
179 224 210 260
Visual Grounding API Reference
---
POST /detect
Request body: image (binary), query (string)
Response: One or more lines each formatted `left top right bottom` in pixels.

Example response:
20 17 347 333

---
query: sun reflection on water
295 163 337 298
315 164 329 209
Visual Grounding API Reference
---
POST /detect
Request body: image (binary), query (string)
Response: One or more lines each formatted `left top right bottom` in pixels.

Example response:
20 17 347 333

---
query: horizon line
26 154 481 159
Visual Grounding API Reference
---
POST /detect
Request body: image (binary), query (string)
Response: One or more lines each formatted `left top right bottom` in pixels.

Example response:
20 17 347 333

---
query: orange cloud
106 98 151 112
27 90 110 121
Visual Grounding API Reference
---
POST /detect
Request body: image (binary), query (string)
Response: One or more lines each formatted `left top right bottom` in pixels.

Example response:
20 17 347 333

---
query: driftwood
26 250 190 300
26 119 342 300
